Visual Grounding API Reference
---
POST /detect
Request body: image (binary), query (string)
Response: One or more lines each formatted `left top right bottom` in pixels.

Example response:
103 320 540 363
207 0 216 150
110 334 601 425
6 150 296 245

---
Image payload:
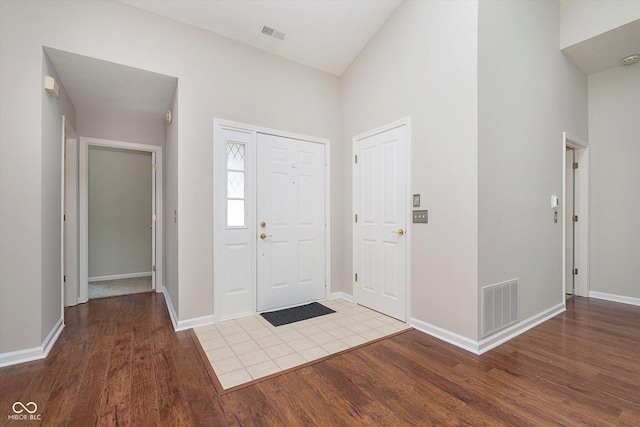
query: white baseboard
89 272 152 282
0 318 65 368
163 288 179 330
477 302 565 354
410 318 480 353
175 314 215 331
589 291 640 307
162 288 214 332
410 302 565 356
330 292 353 302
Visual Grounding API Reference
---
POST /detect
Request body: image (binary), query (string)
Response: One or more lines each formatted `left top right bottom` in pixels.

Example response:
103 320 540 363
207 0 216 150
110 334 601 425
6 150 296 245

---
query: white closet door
354 125 407 321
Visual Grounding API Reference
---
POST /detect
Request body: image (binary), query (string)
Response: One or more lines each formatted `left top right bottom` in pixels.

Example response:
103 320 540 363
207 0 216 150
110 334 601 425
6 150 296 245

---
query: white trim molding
0 318 64 368
329 292 353 303
163 289 215 332
163 288 179 330
89 272 152 282
410 317 480 353
79 137 163 304
410 302 565 355
562 132 590 298
174 315 216 332
589 291 640 307
477 303 565 354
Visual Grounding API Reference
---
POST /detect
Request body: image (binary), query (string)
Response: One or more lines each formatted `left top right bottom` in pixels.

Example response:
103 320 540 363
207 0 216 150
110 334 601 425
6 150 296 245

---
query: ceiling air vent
261 26 286 40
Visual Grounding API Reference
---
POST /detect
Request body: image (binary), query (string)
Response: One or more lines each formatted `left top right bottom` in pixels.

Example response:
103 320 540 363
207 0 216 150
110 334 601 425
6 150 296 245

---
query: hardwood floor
1 293 638 426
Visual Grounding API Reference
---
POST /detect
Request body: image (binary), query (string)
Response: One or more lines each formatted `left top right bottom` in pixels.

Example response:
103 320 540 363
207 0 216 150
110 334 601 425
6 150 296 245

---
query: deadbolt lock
260 221 266 228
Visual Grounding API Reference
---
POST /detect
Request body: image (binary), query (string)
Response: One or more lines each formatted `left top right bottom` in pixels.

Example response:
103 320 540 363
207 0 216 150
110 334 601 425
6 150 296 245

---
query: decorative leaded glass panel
227 142 245 170
227 171 245 199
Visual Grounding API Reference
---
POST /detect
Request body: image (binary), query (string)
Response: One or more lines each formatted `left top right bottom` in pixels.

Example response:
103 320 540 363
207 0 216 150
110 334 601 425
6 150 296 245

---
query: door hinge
152 265 156 272
152 164 157 171
152 214 157 222
355 214 358 223
355 273 358 282
573 215 578 222
63 214 66 221
63 275 66 283
573 268 578 275
354 155 358 164
573 162 578 170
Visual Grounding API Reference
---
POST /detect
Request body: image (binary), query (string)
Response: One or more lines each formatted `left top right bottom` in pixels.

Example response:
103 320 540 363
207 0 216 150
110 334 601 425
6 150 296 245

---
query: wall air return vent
482 279 519 337
261 26 286 40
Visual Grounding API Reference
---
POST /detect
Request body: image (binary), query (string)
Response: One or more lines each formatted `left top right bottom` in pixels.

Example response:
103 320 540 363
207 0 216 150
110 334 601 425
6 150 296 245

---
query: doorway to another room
87 145 153 299
79 138 163 303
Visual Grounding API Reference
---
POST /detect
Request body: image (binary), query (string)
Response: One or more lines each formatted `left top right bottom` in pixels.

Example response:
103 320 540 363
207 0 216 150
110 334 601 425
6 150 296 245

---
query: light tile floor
193 298 410 389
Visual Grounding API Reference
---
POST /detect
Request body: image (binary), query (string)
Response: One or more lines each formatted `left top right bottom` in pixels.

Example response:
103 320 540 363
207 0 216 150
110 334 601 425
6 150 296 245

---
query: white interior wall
164 85 179 312
560 0 640 48
2 0 626 360
589 65 640 299
77 108 165 147
0 0 340 354
478 0 588 330
40 51 77 343
341 0 479 340
88 146 152 279
0 10 41 353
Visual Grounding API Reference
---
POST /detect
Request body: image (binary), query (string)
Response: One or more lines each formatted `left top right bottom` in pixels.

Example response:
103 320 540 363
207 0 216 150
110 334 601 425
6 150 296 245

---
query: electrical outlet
413 210 428 224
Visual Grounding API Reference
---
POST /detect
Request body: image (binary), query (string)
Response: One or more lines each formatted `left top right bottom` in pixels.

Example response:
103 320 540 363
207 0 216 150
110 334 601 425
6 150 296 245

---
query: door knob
260 233 272 240
392 229 404 236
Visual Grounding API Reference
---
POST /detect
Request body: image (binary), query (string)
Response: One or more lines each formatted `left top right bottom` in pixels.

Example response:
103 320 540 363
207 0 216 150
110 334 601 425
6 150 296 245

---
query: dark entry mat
261 302 336 327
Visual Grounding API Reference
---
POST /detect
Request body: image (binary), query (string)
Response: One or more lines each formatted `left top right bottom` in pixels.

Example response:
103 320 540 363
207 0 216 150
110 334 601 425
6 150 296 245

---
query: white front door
256 133 326 311
354 123 408 321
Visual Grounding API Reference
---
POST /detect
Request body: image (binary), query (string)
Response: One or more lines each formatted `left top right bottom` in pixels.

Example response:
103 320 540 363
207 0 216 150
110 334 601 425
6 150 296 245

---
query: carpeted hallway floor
89 275 152 299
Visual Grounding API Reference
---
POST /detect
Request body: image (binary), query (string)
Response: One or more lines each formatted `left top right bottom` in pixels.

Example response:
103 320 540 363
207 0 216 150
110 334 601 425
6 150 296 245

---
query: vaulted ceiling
118 0 402 76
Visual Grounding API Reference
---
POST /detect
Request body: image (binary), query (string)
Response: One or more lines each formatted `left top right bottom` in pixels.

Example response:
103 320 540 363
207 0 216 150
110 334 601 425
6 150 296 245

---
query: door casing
565 147 575 295
562 132 589 299
78 137 163 304
63 117 78 307
213 119 331 321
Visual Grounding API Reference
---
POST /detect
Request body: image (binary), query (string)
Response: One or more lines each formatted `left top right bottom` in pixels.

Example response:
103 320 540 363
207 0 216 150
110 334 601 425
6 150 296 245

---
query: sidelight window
226 141 246 227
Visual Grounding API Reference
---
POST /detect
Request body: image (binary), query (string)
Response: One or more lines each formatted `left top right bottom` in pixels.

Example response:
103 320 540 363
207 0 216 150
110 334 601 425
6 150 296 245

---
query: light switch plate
413 210 428 223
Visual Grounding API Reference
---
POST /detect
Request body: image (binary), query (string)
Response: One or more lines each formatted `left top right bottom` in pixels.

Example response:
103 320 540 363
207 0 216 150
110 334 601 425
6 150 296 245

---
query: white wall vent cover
482 279 519 337
261 26 286 40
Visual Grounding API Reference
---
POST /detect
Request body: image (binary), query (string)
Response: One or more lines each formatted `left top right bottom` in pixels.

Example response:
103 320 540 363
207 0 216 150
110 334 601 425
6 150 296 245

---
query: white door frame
562 132 589 299
213 118 331 321
352 117 412 322
62 117 78 308
78 137 163 303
